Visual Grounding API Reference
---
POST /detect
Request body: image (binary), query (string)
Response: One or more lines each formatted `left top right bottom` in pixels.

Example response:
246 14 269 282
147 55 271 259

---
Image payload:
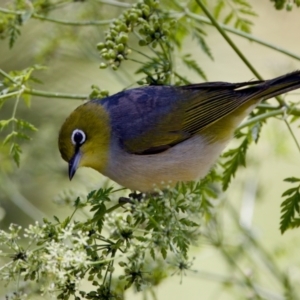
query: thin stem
194 0 287 107
0 8 113 26
95 0 131 8
129 47 162 63
0 68 87 99
225 201 287 283
0 91 22 100
133 30 162 58
174 72 191 84
111 187 127 193
45 0 74 12
128 58 146 65
185 12 300 62
108 250 116 289
68 207 79 222
191 268 286 299
284 119 300 154
32 13 113 26
87 256 117 265
257 103 280 110
11 89 22 132
0 68 17 83
0 177 46 222
105 203 124 214
237 108 285 130
0 7 23 15
209 227 263 298
194 0 262 80
0 261 13 272
24 88 87 100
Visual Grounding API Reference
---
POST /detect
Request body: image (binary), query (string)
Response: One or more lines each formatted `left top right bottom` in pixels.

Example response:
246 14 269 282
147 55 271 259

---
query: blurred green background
1 0 300 299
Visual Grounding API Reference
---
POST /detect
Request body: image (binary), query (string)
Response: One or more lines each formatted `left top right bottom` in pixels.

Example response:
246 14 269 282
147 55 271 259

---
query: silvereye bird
58 71 300 192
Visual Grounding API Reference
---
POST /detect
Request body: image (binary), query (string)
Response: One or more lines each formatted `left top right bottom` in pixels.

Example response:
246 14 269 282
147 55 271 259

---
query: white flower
24 222 45 239
58 222 75 241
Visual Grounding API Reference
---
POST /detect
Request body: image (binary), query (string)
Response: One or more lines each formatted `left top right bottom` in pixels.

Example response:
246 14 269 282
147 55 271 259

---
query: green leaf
61 217 71 228
15 132 30 141
16 119 38 131
223 11 234 24
10 142 22 167
193 28 213 60
161 247 167 259
74 197 81 207
280 180 300 234
282 187 298 197
8 18 21 48
233 0 252 8
214 0 225 19
182 54 207 80
3 131 17 145
290 218 300 230
22 93 31 107
238 8 258 16
0 119 13 131
53 216 60 223
150 248 156 260
179 218 199 227
284 177 300 183
222 136 249 190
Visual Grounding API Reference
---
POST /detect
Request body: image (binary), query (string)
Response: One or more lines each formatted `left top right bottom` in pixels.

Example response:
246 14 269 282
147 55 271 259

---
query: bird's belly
104 135 230 192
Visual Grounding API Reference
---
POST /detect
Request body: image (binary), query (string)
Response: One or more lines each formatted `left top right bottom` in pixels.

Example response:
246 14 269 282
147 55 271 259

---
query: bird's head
58 102 111 179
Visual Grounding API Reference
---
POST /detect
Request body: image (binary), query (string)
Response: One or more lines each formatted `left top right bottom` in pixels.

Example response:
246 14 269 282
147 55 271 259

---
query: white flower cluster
0 221 90 296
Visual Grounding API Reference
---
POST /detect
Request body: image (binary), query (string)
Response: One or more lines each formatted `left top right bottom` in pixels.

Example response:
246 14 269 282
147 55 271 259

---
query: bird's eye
71 129 86 146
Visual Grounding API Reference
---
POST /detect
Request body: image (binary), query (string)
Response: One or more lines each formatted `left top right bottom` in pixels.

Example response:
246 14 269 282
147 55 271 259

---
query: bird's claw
118 191 145 204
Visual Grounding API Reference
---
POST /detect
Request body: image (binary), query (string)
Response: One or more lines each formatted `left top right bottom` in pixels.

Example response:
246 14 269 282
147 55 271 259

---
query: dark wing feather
99 85 191 153
97 71 300 154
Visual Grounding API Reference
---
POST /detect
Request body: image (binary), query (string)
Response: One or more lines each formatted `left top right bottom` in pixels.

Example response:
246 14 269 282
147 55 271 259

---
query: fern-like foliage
0 173 221 299
270 0 300 10
221 121 262 190
0 66 42 165
280 177 300 234
191 27 214 60
213 0 257 33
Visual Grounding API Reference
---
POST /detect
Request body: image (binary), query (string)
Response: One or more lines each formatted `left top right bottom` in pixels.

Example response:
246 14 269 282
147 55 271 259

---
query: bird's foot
118 191 146 204
128 192 145 201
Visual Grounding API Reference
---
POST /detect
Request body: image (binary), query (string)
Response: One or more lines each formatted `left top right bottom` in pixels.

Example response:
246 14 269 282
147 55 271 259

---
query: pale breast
103 134 231 192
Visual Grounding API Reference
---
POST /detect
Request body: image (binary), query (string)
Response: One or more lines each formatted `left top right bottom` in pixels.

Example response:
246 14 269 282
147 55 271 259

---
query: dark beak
69 148 81 180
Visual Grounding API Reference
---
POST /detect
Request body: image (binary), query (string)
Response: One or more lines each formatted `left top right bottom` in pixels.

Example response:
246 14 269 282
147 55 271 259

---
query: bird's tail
247 70 300 101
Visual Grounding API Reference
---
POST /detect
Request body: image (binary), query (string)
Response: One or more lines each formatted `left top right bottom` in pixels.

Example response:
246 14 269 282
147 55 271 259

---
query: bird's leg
118 196 134 204
118 191 146 204
118 191 145 204
128 191 145 201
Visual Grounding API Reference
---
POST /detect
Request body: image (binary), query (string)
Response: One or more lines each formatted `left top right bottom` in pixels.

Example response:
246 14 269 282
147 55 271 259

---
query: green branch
284 119 300 153
0 68 16 83
194 0 285 107
32 13 113 26
0 91 21 100
238 104 300 131
185 12 300 62
0 68 87 100
237 108 285 130
24 88 87 100
0 7 113 26
194 0 262 80
95 0 131 8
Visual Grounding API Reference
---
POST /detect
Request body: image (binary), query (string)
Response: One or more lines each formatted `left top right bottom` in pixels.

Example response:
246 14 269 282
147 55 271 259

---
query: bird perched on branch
58 71 300 192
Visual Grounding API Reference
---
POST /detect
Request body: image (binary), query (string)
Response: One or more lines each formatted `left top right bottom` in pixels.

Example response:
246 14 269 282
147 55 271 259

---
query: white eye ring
71 129 86 146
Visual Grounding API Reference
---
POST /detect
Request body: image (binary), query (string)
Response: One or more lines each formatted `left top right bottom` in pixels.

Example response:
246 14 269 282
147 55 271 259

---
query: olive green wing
101 81 262 154
100 71 300 155
178 82 258 135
